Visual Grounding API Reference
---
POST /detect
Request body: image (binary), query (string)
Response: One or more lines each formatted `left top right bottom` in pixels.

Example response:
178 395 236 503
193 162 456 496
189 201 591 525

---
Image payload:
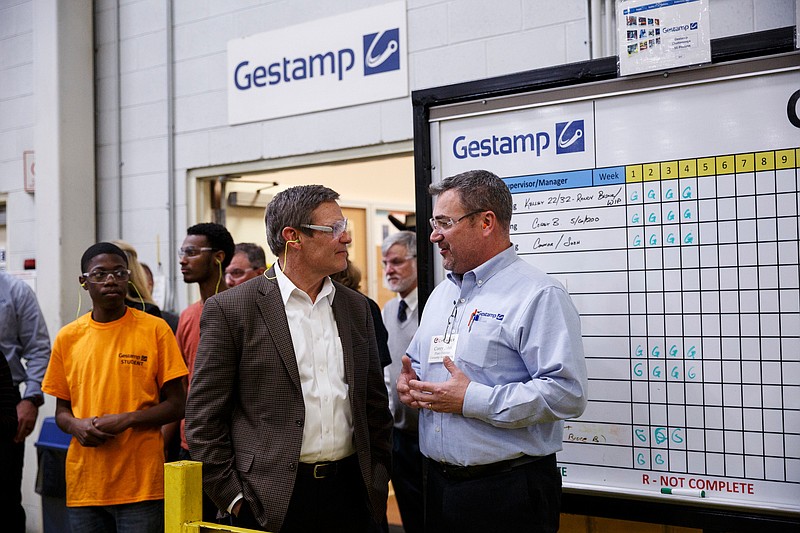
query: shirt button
459 298 465 303
435 426 441 432
477 280 483 286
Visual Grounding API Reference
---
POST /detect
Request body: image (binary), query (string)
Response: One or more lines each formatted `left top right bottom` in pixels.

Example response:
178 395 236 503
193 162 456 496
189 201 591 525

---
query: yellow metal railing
165 461 268 533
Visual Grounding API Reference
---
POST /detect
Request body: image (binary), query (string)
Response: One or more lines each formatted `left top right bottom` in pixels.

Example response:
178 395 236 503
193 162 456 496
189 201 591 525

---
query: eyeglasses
82 269 131 284
178 247 214 258
225 268 253 279
429 210 484 232
301 218 349 239
381 256 415 269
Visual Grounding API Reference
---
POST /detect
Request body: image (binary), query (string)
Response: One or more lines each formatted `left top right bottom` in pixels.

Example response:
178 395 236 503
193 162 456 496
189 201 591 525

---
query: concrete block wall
0 0 35 270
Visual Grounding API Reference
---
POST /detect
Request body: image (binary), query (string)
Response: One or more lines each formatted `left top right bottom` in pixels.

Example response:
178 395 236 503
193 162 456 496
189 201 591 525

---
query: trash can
35 416 72 533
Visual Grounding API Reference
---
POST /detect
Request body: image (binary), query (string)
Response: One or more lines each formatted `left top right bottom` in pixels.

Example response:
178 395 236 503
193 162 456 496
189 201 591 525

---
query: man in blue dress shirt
397 169 588 533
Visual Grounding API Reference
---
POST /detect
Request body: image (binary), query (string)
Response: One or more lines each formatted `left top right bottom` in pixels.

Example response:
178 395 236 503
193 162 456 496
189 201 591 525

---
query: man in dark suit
186 184 392 533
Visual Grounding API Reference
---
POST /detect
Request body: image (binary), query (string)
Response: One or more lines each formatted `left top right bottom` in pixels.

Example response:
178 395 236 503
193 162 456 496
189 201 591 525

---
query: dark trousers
2 390 25 533
6 439 25 533
232 454 372 533
391 429 424 533
423 454 561 533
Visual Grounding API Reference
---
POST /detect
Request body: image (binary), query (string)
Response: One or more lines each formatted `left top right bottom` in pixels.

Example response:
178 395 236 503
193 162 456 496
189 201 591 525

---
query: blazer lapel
257 267 302 392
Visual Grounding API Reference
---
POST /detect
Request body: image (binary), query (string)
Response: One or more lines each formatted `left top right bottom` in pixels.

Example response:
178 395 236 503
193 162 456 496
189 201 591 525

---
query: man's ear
281 227 301 245
78 276 88 289
481 211 496 231
213 250 225 266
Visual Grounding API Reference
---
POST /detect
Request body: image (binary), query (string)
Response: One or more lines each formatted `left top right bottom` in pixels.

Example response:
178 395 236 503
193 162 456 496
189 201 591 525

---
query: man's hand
71 417 116 447
407 357 470 414
397 355 421 408
231 500 243 517
15 399 38 443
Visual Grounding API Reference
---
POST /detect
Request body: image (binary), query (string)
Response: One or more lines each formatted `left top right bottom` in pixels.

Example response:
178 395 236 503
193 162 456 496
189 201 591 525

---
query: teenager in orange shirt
43 242 187 533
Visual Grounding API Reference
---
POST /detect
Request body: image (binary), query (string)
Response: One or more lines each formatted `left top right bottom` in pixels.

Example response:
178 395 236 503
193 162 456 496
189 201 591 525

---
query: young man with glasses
186 185 392 533
397 170 588 533
42 242 187 533
174 222 234 520
225 242 267 288
380 230 424 533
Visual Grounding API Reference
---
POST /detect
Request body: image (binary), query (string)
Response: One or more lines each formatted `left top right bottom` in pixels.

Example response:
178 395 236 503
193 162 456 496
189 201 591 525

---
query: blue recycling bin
35 416 72 533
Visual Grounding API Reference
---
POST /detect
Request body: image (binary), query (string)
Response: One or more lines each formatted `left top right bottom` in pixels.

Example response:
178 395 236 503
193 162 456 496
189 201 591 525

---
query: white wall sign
617 0 711 76
227 1 408 124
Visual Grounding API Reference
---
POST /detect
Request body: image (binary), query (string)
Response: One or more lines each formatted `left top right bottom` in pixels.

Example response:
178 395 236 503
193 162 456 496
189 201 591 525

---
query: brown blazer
185 269 392 531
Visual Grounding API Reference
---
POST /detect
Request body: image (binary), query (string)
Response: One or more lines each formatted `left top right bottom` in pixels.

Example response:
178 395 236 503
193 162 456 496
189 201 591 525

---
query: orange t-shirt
176 300 203 451
42 308 188 506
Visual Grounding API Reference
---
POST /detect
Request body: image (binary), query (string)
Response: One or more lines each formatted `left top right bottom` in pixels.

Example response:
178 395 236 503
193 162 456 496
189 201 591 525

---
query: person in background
0 270 51 533
225 242 267 288
112 240 163 318
175 222 235 521
0 353 20 529
380 231 423 533
139 262 179 333
42 242 187 533
330 258 391 369
398 170 588 533
186 185 391 533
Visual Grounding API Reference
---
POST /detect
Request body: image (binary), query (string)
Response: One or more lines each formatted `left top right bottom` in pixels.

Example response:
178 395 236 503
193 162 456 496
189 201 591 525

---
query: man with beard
380 231 423 533
397 170 588 533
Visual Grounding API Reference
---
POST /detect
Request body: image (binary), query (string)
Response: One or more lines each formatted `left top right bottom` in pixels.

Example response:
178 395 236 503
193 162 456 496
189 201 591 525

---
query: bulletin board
412 28 799 530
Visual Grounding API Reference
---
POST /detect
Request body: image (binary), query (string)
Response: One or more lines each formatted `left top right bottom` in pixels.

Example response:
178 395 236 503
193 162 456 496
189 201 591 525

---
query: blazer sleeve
185 296 243 511
362 296 393 496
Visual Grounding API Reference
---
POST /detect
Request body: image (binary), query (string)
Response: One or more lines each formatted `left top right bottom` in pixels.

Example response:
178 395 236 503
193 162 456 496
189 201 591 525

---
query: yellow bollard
165 461 203 533
164 460 270 533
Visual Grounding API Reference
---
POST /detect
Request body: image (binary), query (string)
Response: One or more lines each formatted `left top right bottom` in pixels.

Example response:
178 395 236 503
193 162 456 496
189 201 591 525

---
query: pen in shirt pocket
468 309 478 332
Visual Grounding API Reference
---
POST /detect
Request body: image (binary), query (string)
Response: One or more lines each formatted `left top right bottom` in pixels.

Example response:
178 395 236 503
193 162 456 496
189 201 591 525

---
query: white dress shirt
276 263 355 463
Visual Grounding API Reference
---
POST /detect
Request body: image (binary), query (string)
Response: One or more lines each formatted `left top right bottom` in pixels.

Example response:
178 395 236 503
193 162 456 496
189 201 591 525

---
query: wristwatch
22 394 44 408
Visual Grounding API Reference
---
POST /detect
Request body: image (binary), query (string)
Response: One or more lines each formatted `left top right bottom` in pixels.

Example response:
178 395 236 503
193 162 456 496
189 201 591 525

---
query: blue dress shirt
407 246 588 466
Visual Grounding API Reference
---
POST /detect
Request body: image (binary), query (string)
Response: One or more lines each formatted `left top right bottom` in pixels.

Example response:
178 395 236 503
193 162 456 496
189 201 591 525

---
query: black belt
429 454 550 481
297 455 357 480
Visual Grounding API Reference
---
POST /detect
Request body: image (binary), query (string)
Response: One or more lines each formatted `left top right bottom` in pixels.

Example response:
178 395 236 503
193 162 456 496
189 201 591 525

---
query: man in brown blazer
185 185 392 533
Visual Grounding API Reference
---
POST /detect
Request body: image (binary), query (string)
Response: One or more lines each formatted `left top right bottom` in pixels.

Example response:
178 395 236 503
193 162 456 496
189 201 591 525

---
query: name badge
429 334 458 363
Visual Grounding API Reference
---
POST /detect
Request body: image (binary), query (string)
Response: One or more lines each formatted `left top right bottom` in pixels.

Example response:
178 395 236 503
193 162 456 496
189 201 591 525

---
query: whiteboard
424 53 800 517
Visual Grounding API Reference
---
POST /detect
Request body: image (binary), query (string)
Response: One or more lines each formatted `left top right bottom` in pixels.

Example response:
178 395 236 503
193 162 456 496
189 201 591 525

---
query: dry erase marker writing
661 487 705 498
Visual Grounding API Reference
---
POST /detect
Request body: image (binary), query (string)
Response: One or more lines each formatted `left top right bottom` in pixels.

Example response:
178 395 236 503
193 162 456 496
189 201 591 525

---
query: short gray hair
381 230 416 257
234 242 266 269
429 170 512 230
265 185 340 256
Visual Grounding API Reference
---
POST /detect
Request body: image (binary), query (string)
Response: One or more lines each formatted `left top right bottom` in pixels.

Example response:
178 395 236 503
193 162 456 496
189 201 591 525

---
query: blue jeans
68 500 163 533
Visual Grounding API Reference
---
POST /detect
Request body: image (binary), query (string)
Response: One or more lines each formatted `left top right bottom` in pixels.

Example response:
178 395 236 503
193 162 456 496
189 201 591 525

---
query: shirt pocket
458 318 502 369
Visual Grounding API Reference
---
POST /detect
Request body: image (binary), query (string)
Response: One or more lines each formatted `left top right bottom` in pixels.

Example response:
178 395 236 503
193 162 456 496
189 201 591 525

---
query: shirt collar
447 245 517 288
399 287 418 313
274 260 336 306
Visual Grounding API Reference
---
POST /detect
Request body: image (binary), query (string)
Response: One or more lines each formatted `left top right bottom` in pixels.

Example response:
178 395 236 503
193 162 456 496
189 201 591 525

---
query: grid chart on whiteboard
505 148 800 488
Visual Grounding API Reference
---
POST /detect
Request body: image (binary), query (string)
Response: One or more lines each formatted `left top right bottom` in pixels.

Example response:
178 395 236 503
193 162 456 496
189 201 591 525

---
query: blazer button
295 419 303 427
289 462 297 471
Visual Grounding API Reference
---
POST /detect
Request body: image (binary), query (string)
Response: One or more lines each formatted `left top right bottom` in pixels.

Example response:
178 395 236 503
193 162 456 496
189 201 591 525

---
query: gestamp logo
555 120 585 154
363 28 400 76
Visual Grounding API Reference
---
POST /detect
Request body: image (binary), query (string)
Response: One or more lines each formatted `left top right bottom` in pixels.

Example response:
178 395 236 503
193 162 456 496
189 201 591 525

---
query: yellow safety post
164 460 270 533
165 461 203 533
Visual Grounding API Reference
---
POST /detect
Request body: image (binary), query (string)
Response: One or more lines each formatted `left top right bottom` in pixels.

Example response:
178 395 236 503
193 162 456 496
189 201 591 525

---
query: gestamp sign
227 1 408 124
